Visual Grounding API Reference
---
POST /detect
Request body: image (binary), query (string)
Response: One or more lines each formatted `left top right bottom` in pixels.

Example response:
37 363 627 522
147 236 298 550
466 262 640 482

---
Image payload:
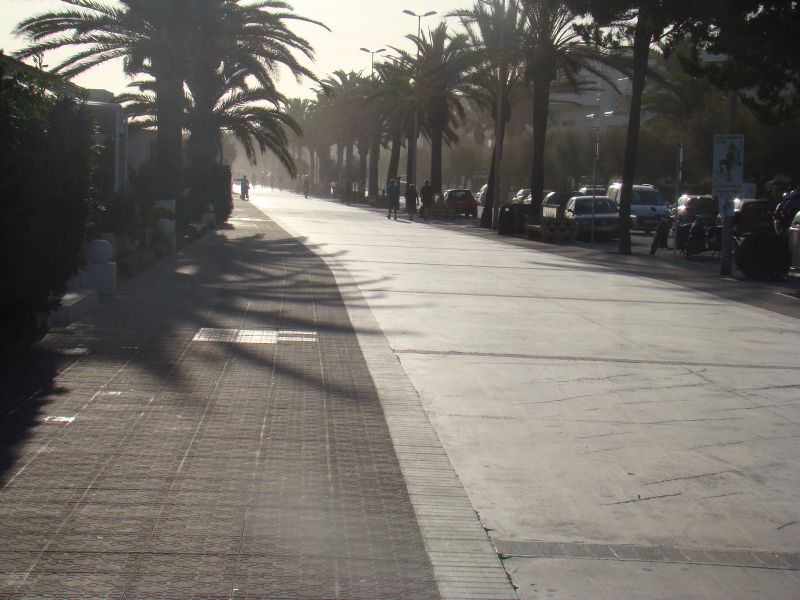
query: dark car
733 198 773 236
443 189 478 217
541 191 580 219
564 196 620 239
673 194 718 225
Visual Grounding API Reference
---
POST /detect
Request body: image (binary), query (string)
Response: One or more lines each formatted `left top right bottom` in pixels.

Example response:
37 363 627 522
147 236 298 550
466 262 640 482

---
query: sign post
712 134 744 276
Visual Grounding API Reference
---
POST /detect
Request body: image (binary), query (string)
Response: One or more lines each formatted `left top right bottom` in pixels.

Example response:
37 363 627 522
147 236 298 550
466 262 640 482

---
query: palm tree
519 0 622 216
14 0 193 202
452 0 528 227
371 61 413 185
394 23 473 194
318 70 368 191
183 1 323 174
117 74 300 176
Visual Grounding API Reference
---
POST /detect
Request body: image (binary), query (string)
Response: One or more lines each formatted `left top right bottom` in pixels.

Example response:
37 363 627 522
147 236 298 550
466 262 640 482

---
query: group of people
386 178 434 222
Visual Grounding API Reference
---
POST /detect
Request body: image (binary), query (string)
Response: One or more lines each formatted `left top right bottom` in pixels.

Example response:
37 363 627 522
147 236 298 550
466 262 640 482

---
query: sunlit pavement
253 187 800 600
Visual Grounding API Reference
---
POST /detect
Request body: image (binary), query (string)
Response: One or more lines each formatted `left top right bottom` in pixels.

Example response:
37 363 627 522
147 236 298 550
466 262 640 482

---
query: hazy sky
1 0 469 98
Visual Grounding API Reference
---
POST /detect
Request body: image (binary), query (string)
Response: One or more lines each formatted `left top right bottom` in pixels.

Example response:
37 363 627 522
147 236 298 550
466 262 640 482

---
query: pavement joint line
394 348 800 371
495 539 800 571
264 206 518 599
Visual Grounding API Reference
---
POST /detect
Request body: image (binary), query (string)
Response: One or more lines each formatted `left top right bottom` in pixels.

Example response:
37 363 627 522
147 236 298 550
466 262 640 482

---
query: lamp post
585 111 614 246
360 47 385 79
402 9 437 187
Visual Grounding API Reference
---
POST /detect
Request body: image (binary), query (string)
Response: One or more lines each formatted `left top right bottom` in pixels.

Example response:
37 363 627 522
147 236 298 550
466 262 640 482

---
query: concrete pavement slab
257 189 800 599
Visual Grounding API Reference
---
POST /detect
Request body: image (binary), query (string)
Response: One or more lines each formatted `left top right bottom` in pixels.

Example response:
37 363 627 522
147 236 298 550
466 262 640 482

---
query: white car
511 188 532 204
606 183 669 234
790 209 800 269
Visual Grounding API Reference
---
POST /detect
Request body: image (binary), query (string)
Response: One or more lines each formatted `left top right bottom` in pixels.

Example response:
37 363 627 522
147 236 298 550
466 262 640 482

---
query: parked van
606 183 668 234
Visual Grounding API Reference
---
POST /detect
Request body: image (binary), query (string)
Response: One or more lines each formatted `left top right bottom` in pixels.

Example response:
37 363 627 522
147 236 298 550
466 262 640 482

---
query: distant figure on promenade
387 178 400 220
240 175 250 201
405 183 418 221
344 179 352 205
303 175 310 198
420 180 434 222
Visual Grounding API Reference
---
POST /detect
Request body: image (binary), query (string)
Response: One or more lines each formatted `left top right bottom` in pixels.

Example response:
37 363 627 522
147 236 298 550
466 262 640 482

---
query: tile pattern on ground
0 202 439 599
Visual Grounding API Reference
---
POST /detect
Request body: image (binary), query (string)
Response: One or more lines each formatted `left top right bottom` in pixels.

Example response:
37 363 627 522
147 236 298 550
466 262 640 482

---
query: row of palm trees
286 0 626 228
14 0 323 207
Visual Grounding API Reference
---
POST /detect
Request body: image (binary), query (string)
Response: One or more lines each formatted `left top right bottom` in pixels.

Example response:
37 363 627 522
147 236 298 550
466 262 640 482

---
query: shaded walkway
0 202 439 599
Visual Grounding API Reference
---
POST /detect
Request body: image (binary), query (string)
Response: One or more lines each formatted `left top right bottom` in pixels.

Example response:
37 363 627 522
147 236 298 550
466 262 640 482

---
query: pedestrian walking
240 175 250 201
420 180 434 222
303 175 310 198
387 178 400 220
405 183 418 221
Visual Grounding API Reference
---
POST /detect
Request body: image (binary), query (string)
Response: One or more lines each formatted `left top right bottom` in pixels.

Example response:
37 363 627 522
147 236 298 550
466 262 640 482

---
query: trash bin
511 203 531 234
498 205 514 235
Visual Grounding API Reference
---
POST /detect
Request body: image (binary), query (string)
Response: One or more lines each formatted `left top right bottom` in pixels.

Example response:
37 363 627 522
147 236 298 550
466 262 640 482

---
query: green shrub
734 232 791 279
0 70 95 340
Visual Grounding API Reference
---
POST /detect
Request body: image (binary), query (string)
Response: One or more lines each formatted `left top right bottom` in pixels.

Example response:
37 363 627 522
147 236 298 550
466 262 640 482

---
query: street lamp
402 9 437 187
360 47 385 79
585 111 614 245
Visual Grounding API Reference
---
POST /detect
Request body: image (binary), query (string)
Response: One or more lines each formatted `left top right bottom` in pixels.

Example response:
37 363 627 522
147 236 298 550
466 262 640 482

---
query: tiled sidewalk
0 203 440 599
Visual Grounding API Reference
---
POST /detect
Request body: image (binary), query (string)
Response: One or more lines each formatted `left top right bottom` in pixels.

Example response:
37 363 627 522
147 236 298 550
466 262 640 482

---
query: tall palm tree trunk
154 68 184 202
481 147 497 229
481 111 507 229
387 132 402 183
368 136 380 199
345 142 354 182
357 141 368 200
618 10 652 256
529 76 551 219
430 126 443 195
405 129 415 184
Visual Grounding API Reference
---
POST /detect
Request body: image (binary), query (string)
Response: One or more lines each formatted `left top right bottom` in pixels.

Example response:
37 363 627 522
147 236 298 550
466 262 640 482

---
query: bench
526 220 577 243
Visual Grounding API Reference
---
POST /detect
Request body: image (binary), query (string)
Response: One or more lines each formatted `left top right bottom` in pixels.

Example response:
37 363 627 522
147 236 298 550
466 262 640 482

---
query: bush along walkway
0 202 441 599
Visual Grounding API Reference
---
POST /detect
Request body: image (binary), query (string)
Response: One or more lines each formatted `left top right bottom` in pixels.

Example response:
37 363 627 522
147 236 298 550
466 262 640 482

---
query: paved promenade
257 189 800 600
1 201 513 598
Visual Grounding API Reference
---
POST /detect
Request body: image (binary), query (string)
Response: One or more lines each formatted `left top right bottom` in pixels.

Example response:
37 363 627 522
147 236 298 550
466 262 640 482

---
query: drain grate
192 328 317 344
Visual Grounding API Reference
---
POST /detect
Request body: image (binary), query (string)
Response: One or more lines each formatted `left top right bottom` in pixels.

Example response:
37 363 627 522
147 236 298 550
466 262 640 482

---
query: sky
1 0 469 98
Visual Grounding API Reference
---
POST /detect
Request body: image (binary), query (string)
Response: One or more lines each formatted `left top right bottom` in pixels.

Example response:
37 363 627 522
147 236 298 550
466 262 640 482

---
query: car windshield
449 191 472 199
693 197 716 213
742 200 770 213
631 189 665 206
573 198 616 214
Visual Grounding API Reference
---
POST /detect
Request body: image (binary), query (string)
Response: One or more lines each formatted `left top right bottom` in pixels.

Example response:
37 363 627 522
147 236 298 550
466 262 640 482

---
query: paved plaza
2 187 799 599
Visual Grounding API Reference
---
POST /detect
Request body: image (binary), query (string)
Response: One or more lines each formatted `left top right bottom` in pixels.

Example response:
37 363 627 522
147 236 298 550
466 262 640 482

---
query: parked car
790 209 800 270
541 190 580 219
733 198 773 236
606 183 669 234
672 194 718 225
511 188 532 204
578 185 605 196
565 196 620 239
443 189 478 217
475 183 488 206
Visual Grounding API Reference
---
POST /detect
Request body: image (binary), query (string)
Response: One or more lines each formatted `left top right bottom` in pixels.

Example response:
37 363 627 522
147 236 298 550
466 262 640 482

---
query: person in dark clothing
405 184 418 220
386 178 400 220
420 180 434 222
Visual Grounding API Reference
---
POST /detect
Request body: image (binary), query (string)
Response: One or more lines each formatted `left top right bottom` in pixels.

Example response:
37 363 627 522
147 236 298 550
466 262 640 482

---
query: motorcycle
685 218 722 260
